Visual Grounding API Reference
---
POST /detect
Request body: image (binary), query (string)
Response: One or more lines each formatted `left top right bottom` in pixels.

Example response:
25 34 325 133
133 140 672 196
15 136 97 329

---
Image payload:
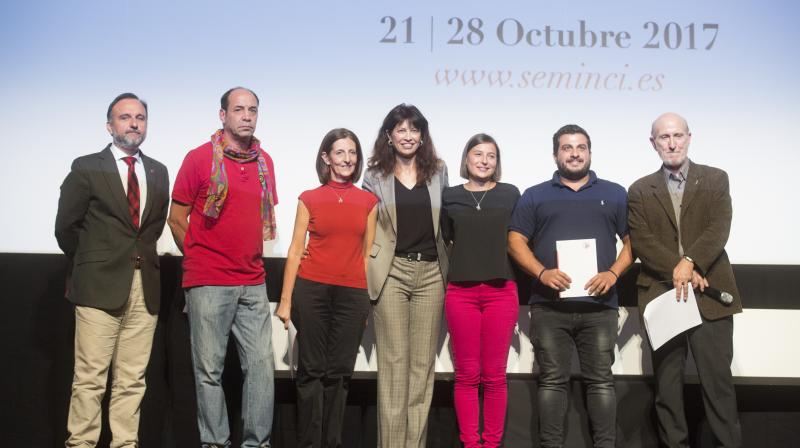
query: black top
394 177 437 257
442 182 520 282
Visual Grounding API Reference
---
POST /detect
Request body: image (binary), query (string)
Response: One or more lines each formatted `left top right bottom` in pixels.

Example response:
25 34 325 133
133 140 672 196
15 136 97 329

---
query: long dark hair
367 104 442 184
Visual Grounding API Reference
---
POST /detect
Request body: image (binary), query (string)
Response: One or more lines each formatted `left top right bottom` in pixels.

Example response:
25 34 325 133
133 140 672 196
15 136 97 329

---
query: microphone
699 286 734 306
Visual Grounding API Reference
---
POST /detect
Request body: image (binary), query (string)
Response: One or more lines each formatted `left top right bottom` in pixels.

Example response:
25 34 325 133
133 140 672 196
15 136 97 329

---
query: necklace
327 184 352 203
468 189 489 210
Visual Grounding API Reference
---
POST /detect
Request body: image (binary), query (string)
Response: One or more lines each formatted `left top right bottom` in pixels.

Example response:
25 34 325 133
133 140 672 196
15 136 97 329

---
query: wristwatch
683 255 695 264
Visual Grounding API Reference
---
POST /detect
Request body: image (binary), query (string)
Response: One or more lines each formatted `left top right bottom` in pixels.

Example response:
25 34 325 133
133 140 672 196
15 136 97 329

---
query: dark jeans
530 304 618 448
652 316 741 448
291 277 370 448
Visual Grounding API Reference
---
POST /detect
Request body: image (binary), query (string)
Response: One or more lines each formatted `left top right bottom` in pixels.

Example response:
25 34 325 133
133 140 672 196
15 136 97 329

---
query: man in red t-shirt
168 87 278 448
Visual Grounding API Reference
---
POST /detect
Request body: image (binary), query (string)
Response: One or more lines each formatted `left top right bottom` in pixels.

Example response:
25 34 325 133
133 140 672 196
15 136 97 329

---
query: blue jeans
186 284 275 448
530 304 618 448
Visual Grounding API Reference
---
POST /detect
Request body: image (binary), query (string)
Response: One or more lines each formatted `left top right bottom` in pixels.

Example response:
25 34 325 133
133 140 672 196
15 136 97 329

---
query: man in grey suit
628 112 742 448
55 92 170 447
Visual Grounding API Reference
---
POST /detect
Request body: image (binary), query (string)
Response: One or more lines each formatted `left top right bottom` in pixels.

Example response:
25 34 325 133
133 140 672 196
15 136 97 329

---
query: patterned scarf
203 129 276 240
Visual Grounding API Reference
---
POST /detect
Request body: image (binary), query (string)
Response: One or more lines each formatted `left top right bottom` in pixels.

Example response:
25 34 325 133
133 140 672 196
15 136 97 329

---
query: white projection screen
1 0 798 263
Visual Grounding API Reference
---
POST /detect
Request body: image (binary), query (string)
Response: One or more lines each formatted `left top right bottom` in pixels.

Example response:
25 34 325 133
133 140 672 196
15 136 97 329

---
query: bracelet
537 268 547 280
607 270 619 279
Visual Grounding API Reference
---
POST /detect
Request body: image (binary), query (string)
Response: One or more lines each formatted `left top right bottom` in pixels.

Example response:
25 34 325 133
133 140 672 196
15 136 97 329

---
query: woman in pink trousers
441 133 520 447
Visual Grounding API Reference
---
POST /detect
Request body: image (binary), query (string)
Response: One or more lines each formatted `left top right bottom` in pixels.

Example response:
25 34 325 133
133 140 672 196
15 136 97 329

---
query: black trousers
291 277 370 448
652 316 741 448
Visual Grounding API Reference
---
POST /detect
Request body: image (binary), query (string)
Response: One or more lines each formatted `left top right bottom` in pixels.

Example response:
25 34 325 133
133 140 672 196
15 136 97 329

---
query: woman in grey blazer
362 104 449 448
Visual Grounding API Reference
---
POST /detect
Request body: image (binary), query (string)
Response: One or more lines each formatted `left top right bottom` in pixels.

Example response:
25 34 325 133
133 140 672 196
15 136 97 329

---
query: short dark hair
220 87 259 111
552 124 591 154
459 133 502 181
107 93 147 121
316 128 364 184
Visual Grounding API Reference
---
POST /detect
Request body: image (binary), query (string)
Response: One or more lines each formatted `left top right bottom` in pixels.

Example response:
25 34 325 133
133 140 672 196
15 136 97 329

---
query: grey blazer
362 163 450 300
55 145 170 313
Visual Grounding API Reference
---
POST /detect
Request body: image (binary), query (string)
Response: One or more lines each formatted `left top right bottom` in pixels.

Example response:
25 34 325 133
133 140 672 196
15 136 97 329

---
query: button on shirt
110 143 147 222
664 163 688 196
663 161 689 255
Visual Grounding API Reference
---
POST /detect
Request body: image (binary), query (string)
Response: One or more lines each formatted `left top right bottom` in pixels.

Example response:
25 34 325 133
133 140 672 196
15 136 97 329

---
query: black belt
395 252 437 262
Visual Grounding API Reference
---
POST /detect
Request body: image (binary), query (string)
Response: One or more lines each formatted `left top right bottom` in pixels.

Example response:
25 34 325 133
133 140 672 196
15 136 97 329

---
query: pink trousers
445 279 519 448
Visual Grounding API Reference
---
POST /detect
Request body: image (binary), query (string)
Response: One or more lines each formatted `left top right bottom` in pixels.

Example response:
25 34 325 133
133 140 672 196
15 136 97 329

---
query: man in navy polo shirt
508 124 633 448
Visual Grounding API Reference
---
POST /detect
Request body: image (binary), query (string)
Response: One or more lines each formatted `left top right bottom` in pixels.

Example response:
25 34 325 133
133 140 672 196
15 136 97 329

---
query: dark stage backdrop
1 253 798 447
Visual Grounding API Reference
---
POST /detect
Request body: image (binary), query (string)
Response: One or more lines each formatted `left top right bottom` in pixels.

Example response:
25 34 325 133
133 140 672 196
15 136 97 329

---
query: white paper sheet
287 320 298 377
642 286 702 350
556 238 598 298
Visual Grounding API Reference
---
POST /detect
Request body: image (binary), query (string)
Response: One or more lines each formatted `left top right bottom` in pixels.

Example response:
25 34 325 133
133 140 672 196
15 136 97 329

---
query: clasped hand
672 258 709 302
540 269 617 297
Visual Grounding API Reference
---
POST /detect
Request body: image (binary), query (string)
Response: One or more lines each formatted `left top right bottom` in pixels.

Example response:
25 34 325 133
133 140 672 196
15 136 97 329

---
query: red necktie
122 157 140 229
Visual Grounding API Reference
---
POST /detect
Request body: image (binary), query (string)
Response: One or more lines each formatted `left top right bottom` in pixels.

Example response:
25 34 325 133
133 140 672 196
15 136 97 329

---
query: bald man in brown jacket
628 112 742 448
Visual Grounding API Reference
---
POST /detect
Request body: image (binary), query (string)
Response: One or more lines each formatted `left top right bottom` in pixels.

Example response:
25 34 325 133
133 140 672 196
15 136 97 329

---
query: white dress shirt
109 143 148 222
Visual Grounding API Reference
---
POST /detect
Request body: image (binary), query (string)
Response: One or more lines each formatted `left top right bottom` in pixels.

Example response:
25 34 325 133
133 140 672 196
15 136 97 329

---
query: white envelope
287 320 298 377
642 286 703 350
556 238 598 298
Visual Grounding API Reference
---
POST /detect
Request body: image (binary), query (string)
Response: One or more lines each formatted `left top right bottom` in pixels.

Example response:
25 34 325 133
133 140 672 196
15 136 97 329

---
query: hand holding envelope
539 267 573 292
555 239 598 298
583 271 619 296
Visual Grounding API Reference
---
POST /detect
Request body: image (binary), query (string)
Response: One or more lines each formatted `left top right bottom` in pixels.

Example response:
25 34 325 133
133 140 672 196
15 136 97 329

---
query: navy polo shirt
509 171 628 309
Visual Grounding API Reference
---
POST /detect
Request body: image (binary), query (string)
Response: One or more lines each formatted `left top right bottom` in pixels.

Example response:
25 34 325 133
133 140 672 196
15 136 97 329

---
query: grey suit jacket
628 161 742 320
55 145 170 313
362 163 450 300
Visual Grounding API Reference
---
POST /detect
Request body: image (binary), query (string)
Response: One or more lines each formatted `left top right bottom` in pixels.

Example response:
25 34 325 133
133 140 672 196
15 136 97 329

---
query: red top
297 181 378 289
172 141 279 288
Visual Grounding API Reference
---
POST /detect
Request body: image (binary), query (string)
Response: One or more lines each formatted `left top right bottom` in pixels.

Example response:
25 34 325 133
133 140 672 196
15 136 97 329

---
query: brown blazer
628 161 742 320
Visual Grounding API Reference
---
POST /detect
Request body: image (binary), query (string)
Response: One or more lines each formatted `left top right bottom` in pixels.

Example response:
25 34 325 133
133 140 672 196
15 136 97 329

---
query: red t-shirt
172 141 278 288
297 181 377 289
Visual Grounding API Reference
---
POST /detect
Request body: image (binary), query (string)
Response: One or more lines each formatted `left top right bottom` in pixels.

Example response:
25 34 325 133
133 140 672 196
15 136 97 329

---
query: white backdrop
1 0 799 263
269 305 800 378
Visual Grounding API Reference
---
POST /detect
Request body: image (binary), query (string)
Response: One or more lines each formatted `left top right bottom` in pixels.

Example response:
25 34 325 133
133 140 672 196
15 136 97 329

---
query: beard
112 131 145 150
556 158 590 181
